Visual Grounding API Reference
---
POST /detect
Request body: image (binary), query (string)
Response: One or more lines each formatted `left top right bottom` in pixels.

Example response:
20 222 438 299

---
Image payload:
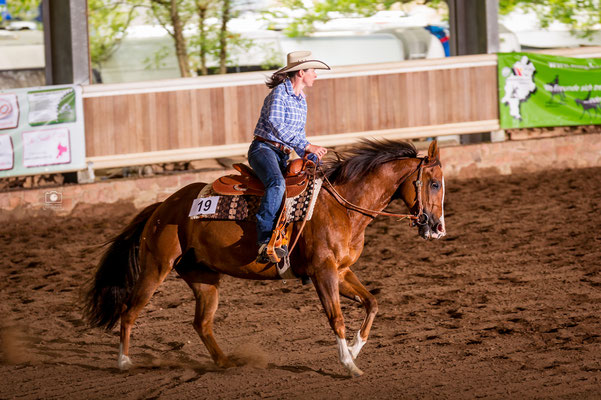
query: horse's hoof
118 355 133 370
216 357 236 369
349 366 364 378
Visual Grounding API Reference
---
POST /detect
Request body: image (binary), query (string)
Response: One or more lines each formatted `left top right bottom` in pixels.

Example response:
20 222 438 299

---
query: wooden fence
82 47 601 169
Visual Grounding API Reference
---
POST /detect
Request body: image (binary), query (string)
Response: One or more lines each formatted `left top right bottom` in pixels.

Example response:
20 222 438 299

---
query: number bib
189 196 220 217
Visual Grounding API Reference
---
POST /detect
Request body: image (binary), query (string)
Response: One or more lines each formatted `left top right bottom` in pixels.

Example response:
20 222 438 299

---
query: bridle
319 156 439 225
287 155 438 255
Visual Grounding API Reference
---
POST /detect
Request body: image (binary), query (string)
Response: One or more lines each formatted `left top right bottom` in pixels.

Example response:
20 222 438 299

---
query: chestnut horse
84 139 446 377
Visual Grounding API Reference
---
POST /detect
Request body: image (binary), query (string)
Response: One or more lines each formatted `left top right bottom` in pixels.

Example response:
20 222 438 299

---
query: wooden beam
82 54 499 98
86 120 500 169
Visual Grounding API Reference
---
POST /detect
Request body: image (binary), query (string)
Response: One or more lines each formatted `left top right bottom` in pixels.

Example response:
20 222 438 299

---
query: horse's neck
336 174 392 213
333 159 417 224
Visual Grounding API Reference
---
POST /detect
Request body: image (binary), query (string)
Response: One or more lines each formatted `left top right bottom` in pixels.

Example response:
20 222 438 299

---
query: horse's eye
431 181 440 190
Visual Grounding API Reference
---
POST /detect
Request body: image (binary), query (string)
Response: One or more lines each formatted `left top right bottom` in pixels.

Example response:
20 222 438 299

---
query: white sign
189 196 220 217
0 94 19 130
27 88 75 126
0 135 14 170
22 128 71 167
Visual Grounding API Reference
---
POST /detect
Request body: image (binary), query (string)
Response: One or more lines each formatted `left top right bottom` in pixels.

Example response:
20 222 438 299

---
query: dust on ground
1 167 601 399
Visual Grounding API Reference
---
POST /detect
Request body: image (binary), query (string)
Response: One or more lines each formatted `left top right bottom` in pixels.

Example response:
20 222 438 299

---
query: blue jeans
248 141 289 245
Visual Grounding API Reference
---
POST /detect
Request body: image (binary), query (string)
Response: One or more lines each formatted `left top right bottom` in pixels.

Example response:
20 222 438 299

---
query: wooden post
448 0 499 56
42 0 90 85
448 0 500 144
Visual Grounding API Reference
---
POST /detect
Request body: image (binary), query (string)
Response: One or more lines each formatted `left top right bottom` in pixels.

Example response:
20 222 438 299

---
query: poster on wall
0 135 14 170
27 88 76 126
22 128 71 167
498 52 601 129
0 93 20 130
0 85 85 178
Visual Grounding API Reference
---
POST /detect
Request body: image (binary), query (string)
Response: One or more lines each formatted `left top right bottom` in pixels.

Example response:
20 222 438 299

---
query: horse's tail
83 202 162 330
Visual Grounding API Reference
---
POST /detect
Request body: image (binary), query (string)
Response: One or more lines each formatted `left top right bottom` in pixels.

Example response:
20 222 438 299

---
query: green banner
498 52 601 129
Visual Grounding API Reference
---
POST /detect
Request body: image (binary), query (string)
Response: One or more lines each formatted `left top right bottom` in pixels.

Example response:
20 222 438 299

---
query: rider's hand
305 143 328 160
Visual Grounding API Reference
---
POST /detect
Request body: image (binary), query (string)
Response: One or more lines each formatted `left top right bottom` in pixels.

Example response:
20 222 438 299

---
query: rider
249 51 329 263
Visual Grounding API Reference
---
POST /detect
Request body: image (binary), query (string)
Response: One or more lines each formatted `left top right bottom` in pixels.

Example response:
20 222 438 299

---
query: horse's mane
324 139 418 184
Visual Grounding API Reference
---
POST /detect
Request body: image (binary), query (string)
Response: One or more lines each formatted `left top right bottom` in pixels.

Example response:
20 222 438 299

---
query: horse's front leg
339 269 378 360
312 266 363 377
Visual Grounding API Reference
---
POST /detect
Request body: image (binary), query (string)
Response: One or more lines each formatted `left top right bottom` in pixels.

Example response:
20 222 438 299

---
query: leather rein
319 156 435 225
287 155 436 256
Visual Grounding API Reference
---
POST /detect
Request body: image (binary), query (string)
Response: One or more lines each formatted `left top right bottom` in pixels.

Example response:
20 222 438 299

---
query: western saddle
211 158 314 198
210 158 316 264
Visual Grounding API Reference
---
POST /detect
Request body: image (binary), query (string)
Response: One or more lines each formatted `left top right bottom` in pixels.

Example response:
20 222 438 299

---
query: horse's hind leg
339 269 378 360
119 226 181 370
177 264 232 368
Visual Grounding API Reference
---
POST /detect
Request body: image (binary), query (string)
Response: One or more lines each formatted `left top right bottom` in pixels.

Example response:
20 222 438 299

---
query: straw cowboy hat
276 51 330 73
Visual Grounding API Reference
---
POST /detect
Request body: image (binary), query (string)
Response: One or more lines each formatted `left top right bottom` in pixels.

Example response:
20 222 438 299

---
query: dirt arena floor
1 165 601 399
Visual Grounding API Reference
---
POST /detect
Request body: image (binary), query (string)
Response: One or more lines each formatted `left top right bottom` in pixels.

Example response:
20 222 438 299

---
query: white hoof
348 330 366 360
349 365 364 378
336 336 365 377
118 355 133 370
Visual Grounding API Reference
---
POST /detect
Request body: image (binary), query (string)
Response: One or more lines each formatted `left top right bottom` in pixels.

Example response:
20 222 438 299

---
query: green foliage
268 0 433 37
147 0 195 39
143 44 171 70
4 0 40 21
142 0 269 76
187 24 220 74
499 0 601 37
88 0 139 68
94 0 452 77
1 0 40 28
185 0 229 74
274 0 600 39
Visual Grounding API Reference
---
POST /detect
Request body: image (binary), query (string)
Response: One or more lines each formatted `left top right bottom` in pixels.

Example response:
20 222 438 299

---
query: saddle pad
190 177 323 223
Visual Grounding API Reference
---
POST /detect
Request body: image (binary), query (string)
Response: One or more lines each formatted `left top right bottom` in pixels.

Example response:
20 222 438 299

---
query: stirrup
257 243 287 264
256 244 270 263
262 194 289 263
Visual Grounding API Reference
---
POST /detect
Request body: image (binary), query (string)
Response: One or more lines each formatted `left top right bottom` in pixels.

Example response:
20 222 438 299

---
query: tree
275 0 600 40
499 0 601 37
193 0 215 75
270 0 435 37
88 0 139 70
0 0 40 28
85 0 278 78
140 0 250 77
147 0 194 77
218 0 230 74
4 0 40 21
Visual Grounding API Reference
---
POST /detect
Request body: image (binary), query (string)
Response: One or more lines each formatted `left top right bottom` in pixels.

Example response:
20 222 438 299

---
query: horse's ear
427 140 439 161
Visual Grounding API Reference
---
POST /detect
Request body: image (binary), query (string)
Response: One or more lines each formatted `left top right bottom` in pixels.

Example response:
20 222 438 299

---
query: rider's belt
254 136 292 154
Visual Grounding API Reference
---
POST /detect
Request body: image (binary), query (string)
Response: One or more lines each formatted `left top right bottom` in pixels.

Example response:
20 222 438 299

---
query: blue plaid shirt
253 79 309 157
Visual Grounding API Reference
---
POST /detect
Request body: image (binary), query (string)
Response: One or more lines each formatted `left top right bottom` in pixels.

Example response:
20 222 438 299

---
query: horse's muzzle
417 214 446 240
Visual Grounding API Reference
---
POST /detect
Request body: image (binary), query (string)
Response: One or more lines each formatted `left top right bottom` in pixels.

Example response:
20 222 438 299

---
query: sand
1 166 601 399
